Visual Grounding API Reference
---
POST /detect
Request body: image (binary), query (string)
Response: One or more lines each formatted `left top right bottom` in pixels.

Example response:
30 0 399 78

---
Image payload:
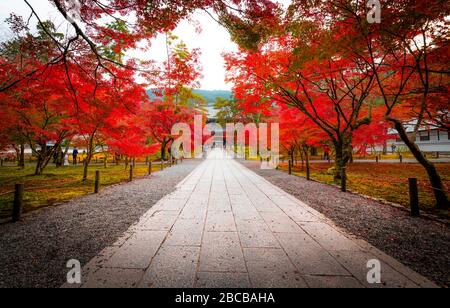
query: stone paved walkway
65 150 437 288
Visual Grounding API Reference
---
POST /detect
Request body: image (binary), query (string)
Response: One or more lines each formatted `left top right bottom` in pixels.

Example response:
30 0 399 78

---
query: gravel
240 160 450 288
0 160 201 288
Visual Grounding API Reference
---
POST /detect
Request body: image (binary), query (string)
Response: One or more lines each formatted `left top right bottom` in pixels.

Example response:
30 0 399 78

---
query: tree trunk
104 153 108 169
35 156 45 175
161 140 168 161
13 145 20 166
34 153 53 176
32 139 65 175
305 146 311 180
82 134 95 182
19 144 25 169
394 122 449 209
55 145 64 168
299 150 305 171
334 141 345 182
34 143 55 175
82 156 91 182
333 134 352 183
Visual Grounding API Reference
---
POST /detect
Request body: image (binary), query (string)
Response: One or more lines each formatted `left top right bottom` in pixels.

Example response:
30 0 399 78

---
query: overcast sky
0 0 290 90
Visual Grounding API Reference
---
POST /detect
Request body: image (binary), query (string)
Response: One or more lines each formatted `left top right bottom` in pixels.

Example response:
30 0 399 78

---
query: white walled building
386 127 450 154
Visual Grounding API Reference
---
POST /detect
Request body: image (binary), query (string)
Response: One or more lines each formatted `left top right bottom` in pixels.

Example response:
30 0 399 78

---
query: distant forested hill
147 89 232 106
192 90 232 106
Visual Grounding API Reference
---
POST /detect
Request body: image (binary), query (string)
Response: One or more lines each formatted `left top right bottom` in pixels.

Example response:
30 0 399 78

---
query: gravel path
0 160 201 288
240 160 450 288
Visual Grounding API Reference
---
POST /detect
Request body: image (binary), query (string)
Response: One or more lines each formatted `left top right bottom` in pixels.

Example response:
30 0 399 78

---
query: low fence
275 159 449 218
0 158 180 223
280 154 412 164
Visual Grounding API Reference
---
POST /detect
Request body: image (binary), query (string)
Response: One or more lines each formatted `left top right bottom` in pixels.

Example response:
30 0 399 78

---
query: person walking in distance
323 146 330 161
72 148 79 165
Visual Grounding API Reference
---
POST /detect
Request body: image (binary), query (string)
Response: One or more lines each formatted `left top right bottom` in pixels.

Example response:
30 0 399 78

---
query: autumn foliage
225 0 449 209
0 16 203 176
0 0 448 208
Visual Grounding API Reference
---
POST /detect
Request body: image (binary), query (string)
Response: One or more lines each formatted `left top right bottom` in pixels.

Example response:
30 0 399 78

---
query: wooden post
399 154 403 163
341 167 347 192
94 171 100 194
376 155 379 164
409 178 420 217
306 151 311 181
129 165 134 182
306 161 311 181
288 160 292 175
0 158 3 167
12 184 24 223
148 162 152 176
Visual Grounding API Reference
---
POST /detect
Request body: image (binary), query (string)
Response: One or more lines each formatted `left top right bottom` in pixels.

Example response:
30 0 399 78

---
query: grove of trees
0 0 448 209
224 0 449 209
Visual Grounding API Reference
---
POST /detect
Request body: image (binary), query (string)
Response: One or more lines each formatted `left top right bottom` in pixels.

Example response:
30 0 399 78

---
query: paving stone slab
205 211 237 232
165 219 205 246
135 211 179 231
282 208 320 223
260 212 305 233
208 196 233 211
139 246 200 288
180 206 208 220
299 221 361 251
199 232 247 273
103 231 168 269
159 198 188 211
236 219 281 248
275 232 350 276
244 248 308 288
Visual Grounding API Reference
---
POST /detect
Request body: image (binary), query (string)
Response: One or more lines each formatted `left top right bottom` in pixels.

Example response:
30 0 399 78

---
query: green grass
277 162 450 218
0 163 165 220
